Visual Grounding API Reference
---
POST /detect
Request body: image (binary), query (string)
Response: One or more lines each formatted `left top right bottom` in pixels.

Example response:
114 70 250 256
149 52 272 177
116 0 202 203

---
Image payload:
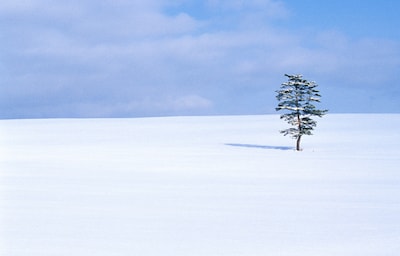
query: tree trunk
296 136 302 151
296 111 302 151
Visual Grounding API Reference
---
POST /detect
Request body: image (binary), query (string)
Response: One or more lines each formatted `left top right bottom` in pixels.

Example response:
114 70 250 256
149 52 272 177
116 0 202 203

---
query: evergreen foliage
276 74 328 151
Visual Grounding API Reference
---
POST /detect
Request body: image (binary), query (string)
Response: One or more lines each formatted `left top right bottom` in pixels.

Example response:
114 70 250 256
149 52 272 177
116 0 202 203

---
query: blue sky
1 0 400 118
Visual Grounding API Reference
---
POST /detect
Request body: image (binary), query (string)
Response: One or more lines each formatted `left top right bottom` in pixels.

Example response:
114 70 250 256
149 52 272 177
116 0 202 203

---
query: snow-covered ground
1 114 400 256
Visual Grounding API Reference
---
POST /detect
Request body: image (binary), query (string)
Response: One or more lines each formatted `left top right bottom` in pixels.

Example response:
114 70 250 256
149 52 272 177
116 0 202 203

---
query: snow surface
1 114 400 256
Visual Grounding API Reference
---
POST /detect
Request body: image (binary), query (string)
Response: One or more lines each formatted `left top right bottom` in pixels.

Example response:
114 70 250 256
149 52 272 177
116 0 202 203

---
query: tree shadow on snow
225 143 294 151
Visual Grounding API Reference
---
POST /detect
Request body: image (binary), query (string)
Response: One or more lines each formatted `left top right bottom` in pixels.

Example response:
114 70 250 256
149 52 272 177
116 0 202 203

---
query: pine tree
276 74 327 151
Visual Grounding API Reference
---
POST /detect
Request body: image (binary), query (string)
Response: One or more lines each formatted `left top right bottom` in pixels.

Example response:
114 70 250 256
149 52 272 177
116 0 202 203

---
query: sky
1 0 400 118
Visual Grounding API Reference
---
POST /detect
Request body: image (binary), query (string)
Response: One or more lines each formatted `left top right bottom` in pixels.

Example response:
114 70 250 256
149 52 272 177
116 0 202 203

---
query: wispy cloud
1 0 399 118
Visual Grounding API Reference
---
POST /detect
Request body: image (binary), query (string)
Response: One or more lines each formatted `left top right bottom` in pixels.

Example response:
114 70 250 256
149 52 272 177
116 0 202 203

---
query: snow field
1 114 400 256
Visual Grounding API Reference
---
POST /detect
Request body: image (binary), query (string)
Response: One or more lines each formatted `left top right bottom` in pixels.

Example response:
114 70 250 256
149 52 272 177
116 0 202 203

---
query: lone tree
276 74 327 151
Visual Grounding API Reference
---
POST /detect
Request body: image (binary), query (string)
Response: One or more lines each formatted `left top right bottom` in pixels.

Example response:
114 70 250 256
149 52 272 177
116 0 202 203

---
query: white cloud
206 0 289 18
171 95 213 110
73 94 214 117
0 0 85 19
